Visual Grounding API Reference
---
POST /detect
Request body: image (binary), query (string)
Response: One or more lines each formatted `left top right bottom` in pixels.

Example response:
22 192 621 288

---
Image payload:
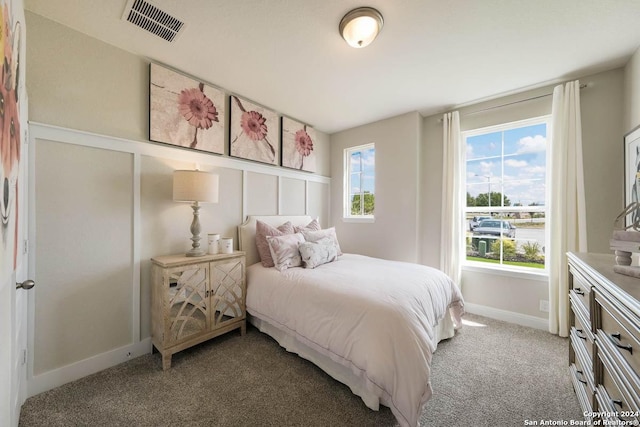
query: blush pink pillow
256 220 294 267
294 218 321 233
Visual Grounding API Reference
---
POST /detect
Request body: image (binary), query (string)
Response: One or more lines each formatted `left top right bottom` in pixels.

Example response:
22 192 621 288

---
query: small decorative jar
207 233 220 255
219 237 233 254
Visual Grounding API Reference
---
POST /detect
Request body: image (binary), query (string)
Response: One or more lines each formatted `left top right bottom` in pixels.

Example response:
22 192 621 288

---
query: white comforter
246 254 464 427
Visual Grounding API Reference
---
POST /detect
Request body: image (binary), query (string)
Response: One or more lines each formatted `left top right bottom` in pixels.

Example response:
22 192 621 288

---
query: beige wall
330 112 422 262
427 68 624 319
332 68 625 321
624 46 640 133
26 11 331 389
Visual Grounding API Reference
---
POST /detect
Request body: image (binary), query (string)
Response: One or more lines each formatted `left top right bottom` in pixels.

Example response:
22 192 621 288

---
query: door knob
16 280 35 290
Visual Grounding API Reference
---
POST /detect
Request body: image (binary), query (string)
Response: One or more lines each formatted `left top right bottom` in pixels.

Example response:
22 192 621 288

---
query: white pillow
299 238 338 269
301 227 342 256
266 233 305 271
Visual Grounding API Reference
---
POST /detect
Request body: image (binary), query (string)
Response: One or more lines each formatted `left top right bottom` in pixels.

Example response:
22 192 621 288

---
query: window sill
342 217 375 224
462 263 548 281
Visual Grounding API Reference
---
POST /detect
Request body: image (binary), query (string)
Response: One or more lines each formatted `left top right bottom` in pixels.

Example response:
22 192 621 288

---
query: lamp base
185 248 207 257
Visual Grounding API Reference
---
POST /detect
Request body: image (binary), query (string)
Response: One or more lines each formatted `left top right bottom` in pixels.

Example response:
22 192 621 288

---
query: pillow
256 220 295 267
266 233 305 271
294 218 321 233
301 227 343 256
299 238 338 269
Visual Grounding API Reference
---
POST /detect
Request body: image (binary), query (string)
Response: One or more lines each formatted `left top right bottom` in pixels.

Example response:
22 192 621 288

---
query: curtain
548 80 588 337
440 111 463 285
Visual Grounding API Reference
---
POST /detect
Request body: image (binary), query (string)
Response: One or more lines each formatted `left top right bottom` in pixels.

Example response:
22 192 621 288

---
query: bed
238 215 464 427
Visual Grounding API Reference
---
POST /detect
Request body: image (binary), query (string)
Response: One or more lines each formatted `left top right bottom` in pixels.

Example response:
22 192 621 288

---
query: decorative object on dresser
149 63 225 154
567 252 640 425
610 202 640 273
173 170 219 257
151 251 246 370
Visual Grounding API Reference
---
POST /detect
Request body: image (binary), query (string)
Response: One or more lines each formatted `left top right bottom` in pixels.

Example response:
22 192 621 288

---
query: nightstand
151 251 246 370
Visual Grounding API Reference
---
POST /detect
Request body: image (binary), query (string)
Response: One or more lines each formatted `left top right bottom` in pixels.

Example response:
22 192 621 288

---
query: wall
421 68 624 323
624 46 640 133
25 11 331 395
332 68 625 326
330 112 422 262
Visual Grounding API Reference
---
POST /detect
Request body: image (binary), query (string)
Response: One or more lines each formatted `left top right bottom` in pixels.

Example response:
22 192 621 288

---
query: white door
0 126 30 426
1 1 30 423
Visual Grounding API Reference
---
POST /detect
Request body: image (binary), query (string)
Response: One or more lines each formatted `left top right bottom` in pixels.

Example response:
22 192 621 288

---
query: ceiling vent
121 0 185 43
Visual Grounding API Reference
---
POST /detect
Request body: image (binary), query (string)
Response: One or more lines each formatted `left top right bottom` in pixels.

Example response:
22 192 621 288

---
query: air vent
122 0 185 43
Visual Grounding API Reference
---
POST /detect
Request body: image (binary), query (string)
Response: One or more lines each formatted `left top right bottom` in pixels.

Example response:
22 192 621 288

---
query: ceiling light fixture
339 7 384 48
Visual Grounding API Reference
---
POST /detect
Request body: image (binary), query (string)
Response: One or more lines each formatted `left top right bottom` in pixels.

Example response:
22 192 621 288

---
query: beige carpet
19 314 583 426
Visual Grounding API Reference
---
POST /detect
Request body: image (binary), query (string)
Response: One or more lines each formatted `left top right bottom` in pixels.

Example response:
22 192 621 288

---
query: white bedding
246 253 464 427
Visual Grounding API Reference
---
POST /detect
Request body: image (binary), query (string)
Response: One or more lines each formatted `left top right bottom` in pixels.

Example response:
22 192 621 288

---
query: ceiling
24 0 640 134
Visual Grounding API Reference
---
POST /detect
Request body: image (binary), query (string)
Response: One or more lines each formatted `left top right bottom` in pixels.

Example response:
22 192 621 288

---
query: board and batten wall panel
245 172 278 215
280 178 306 215
34 139 134 375
308 181 330 228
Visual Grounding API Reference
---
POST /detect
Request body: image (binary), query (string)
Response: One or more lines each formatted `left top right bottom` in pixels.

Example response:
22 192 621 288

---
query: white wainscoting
26 122 330 397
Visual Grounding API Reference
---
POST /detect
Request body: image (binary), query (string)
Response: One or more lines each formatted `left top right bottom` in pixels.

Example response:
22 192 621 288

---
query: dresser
151 251 246 370
567 252 640 424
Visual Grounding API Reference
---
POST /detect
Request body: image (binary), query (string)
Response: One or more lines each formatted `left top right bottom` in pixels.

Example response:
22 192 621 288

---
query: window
463 117 549 272
344 144 375 219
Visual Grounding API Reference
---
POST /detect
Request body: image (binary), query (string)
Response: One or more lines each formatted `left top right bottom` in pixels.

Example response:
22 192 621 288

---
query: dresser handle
610 333 633 354
575 329 587 340
575 369 587 384
610 399 623 409
574 287 585 296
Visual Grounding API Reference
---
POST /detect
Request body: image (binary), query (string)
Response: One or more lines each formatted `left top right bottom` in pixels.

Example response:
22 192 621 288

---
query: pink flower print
178 87 218 130
241 110 267 141
294 129 313 157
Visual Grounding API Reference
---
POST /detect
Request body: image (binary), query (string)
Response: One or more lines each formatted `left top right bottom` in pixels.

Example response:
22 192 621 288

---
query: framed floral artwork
229 95 279 166
624 125 640 227
149 63 225 154
281 117 316 172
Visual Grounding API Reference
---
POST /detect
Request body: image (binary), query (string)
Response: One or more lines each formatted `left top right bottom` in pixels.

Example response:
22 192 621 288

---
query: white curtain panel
440 111 463 285
548 80 588 337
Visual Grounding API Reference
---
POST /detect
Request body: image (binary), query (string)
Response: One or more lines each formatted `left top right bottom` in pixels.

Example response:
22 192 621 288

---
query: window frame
343 143 375 222
461 115 551 276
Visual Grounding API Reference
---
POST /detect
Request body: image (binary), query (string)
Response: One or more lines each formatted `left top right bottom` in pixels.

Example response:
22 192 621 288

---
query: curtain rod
438 83 588 122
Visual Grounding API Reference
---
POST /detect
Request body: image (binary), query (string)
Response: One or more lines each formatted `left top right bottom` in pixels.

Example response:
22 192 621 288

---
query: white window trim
462 115 551 276
343 143 375 220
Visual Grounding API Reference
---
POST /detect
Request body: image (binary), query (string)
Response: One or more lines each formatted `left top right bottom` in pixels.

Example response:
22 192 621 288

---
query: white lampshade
339 7 384 48
173 170 219 203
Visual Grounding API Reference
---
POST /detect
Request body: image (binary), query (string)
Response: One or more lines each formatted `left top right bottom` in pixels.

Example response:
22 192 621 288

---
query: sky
466 122 547 207
350 147 375 194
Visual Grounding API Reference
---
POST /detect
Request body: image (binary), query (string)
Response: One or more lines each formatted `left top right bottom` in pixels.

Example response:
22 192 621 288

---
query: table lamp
173 170 219 257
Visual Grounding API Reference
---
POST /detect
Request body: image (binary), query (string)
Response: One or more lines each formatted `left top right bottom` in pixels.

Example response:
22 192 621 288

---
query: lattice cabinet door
165 262 210 345
210 257 246 330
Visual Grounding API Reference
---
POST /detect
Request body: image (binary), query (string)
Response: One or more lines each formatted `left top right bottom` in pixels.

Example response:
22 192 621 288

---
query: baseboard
464 302 549 331
27 338 152 398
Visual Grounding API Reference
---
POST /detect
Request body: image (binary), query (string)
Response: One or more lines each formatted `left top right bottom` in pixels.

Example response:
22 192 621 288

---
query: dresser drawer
570 363 593 417
596 291 640 380
597 351 640 423
571 295 595 362
569 265 592 319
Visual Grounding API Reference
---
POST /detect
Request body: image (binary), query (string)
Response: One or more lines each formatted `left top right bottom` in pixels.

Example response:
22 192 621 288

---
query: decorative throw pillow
266 233 305 271
299 238 338 269
301 227 343 256
256 220 294 267
294 218 321 233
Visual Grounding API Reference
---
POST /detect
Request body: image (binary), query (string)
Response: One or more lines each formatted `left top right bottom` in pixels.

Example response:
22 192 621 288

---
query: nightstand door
165 263 210 345
210 257 245 328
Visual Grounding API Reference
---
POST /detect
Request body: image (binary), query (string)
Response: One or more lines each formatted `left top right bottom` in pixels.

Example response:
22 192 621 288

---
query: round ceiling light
339 7 384 48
